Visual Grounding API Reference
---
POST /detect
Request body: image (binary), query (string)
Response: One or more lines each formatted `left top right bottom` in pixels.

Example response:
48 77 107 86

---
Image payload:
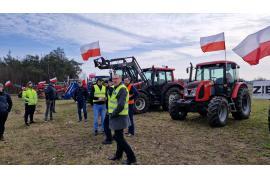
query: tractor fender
137 89 149 96
161 83 184 102
231 82 248 99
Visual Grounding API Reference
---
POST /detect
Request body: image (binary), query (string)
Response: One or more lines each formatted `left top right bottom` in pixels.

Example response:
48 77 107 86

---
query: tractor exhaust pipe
188 62 193 82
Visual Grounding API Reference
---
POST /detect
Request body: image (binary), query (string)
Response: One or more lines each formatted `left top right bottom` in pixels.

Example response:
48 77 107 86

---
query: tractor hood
184 80 213 98
185 81 200 89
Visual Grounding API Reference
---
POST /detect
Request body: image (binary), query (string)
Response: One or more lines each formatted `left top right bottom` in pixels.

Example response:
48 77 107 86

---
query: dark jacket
45 84 56 101
0 91 12 113
89 84 106 105
73 86 88 103
108 83 130 130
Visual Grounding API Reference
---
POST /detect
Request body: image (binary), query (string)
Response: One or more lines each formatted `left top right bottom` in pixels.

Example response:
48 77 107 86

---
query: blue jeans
77 101 87 121
93 104 106 131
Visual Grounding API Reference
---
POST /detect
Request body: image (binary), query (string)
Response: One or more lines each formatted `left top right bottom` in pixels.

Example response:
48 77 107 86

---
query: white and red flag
233 26 270 65
200 32 226 53
4 80 12 87
50 77 57 83
80 41 101 61
38 81 46 85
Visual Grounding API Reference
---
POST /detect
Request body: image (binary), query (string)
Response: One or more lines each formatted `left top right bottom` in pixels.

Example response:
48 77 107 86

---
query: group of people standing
22 81 57 126
73 75 138 164
0 74 138 164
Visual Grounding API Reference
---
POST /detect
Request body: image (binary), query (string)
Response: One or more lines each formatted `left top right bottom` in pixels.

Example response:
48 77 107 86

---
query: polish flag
80 41 101 61
5 80 12 87
200 32 226 52
233 26 270 65
38 81 46 85
89 73 96 79
50 77 57 83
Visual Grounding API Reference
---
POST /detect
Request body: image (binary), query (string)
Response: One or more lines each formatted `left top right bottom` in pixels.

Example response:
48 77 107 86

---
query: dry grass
0 96 270 164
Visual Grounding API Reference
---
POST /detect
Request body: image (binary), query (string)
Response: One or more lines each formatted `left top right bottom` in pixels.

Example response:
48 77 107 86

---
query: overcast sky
0 13 270 80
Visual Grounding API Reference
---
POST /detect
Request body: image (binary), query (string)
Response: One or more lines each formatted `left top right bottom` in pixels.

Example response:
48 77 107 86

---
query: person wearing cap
90 78 106 136
107 74 136 165
73 80 88 122
124 77 138 136
44 82 56 121
22 81 38 126
102 79 113 144
0 83 13 141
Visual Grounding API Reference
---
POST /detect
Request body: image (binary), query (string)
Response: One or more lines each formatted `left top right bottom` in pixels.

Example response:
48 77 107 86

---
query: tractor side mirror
186 67 189 74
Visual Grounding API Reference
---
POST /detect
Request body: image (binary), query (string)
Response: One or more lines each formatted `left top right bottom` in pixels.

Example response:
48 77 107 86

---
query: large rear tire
169 94 187 120
163 87 182 111
207 96 229 127
232 87 251 120
134 92 150 114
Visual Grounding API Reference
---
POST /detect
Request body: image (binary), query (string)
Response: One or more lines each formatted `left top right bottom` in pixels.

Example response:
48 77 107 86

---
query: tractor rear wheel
232 87 251 120
207 96 229 127
163 87 182 111
169 94 187 120
134 93 150 114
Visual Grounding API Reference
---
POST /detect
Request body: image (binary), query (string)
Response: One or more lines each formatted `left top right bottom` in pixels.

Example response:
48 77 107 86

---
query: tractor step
229 101 237 112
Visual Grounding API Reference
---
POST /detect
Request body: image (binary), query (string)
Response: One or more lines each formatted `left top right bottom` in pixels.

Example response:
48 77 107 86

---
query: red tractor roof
143 67 175 71
196 60 238 67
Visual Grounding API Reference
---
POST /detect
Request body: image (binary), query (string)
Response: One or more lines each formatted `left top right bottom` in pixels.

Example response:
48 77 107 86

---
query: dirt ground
0 97 270 165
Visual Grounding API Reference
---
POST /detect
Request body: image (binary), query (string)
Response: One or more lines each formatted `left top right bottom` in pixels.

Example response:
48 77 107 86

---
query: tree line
0 48 82 87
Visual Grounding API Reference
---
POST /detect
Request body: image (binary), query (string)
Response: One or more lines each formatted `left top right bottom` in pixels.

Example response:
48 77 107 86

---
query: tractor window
196 65 224 84
166 71 173 82
157 71 166 85
143 70 153 85
226 64 237 84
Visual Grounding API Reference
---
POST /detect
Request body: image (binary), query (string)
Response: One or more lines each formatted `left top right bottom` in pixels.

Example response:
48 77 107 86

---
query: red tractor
169 60 251 127
37 82 67 99
94 56 184 114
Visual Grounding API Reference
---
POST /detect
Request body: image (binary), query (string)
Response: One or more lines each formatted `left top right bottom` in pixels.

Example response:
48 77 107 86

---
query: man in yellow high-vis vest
22 81 38 126
107 74 136 165
90 78 106 136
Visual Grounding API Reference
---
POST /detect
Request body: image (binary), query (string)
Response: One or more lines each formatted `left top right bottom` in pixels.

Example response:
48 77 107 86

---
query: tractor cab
142 66 175 87
185 61 240 99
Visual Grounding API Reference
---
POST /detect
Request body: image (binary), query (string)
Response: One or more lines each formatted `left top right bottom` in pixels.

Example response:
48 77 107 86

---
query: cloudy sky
0 13 270 80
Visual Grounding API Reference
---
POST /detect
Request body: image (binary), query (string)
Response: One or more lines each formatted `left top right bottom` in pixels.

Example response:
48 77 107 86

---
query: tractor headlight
190 88 197 96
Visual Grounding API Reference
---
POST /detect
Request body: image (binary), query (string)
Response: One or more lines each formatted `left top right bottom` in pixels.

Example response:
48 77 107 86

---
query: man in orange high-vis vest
124 77 138 136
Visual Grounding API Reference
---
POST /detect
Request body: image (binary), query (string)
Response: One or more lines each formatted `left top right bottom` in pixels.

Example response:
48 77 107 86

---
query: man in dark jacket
108 74 136 165
73 81 88 122
44 83 56 121
0 83 13 141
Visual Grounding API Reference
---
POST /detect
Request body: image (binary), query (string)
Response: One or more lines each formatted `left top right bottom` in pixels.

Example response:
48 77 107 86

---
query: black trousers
114 129 136 161
24 104 36 123
0 112 8 136
104 114 112 141
128 104 135 135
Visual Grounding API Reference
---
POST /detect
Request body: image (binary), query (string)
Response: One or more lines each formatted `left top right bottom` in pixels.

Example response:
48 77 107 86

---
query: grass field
0 96 270 165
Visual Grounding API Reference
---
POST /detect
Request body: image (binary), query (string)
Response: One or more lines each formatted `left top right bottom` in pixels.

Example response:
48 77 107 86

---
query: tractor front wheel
207 96 229 127
169 94 187 120
232 87 251 120
163 87 182 111
134 93 150 114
